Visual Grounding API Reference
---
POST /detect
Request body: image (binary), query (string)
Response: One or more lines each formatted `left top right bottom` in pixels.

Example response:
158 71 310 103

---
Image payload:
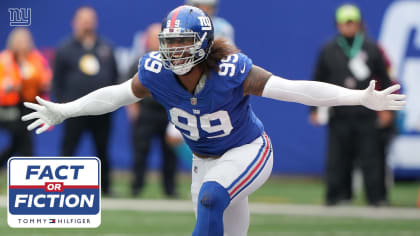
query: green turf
1 170 419 206
1 170 420 235
1 209 420 236
249 176 420 207
110 171 420 207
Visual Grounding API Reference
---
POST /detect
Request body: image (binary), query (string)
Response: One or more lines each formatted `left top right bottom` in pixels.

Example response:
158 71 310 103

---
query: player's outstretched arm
22 73 148 134
243 65 406 111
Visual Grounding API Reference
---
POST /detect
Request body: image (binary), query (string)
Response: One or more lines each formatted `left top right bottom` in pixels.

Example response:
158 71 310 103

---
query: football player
22 5 405 236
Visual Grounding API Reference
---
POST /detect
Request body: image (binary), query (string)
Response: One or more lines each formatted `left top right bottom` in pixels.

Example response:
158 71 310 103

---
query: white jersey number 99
169 108 233 141
218 54 238 77
144 52 163 74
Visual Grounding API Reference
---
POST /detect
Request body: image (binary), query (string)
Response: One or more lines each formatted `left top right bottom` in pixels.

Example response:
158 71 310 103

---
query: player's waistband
193 132 268 159
193 152 221 159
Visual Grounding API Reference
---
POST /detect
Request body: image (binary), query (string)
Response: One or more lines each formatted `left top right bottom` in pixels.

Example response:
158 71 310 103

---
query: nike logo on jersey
240 64 246 74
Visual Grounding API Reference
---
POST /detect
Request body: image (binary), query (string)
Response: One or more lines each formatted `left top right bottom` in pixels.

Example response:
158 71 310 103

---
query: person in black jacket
126 23 178 197
309 4 394 206
52 6 118 195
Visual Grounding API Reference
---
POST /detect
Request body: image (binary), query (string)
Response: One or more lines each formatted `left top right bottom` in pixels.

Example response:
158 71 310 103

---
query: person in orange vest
0 27 52 165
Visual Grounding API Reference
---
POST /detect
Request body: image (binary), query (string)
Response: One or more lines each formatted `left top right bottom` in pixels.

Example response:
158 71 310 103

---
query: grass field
109 171 419 207
1 170 419 235
1 210 420 236
1 169 419 206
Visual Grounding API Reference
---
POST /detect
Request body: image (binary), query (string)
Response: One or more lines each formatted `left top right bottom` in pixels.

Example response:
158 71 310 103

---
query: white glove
21 79 141 134
22 96 66 134
360 80 406 111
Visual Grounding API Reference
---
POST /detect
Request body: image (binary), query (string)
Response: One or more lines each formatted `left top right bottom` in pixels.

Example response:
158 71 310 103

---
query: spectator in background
0 27 51 166
376 46 397 204
310 4 393 206
186 0 235 44
126 23 177 198
52 6 118 195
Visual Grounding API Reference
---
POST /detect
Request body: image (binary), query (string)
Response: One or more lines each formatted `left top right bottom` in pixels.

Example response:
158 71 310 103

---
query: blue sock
192 181 230 236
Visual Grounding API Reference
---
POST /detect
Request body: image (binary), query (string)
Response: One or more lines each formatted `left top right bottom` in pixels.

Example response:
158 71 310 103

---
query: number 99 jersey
138 51 264 156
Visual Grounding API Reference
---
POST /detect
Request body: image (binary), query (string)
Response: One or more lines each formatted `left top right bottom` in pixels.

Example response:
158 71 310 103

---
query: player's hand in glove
22 96 66 134
21 79 141 135
360 80 406 111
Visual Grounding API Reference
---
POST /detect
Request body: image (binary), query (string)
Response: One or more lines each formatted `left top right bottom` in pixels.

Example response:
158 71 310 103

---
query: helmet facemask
158 30 208 75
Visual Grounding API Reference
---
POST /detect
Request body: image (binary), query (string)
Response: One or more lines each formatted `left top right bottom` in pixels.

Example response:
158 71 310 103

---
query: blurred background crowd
0 0 419 207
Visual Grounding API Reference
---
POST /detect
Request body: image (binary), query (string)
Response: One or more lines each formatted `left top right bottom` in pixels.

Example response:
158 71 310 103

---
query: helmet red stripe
170 6 183 28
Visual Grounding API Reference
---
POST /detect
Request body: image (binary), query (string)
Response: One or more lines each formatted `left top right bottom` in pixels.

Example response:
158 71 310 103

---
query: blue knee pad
192 181 230 236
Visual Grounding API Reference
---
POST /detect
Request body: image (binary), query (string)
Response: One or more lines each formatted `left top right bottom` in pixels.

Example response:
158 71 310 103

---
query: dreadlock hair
199 38 240 73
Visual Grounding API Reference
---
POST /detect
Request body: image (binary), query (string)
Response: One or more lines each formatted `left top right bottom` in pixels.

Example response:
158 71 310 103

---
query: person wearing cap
309 4 393 206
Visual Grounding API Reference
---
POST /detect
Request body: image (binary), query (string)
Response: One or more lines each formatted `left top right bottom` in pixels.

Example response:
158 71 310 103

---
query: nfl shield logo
191 97 197 105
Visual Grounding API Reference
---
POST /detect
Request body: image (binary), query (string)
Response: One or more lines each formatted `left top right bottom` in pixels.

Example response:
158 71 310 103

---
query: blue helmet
158 5 214 75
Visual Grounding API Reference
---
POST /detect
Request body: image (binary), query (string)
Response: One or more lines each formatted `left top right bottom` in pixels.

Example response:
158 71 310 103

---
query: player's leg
222 134 273 236
192 180 230 236
191 155 209 217
223 196 249 236
192 133 273 236
222 167 272 236
223 133 273 201
191 154 231 236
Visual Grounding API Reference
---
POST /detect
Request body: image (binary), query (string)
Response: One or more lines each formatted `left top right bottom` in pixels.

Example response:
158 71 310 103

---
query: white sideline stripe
1 196 419 219
249 203 420 219
102 198 193 213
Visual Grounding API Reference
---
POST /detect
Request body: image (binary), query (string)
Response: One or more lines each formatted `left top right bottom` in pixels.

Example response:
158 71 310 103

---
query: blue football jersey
138 51 264 155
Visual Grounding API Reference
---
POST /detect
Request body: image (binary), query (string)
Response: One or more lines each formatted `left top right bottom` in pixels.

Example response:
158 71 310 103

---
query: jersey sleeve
137 51 174 103
138 51 157 89
218 52 253 89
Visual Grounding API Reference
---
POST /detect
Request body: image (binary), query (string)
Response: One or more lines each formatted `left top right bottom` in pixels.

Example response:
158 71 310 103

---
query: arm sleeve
310 48 329 111
262 75 363 107
60 79 141 118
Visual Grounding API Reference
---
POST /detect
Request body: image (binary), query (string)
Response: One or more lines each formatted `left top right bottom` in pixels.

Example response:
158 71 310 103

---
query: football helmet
158 5 214 75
